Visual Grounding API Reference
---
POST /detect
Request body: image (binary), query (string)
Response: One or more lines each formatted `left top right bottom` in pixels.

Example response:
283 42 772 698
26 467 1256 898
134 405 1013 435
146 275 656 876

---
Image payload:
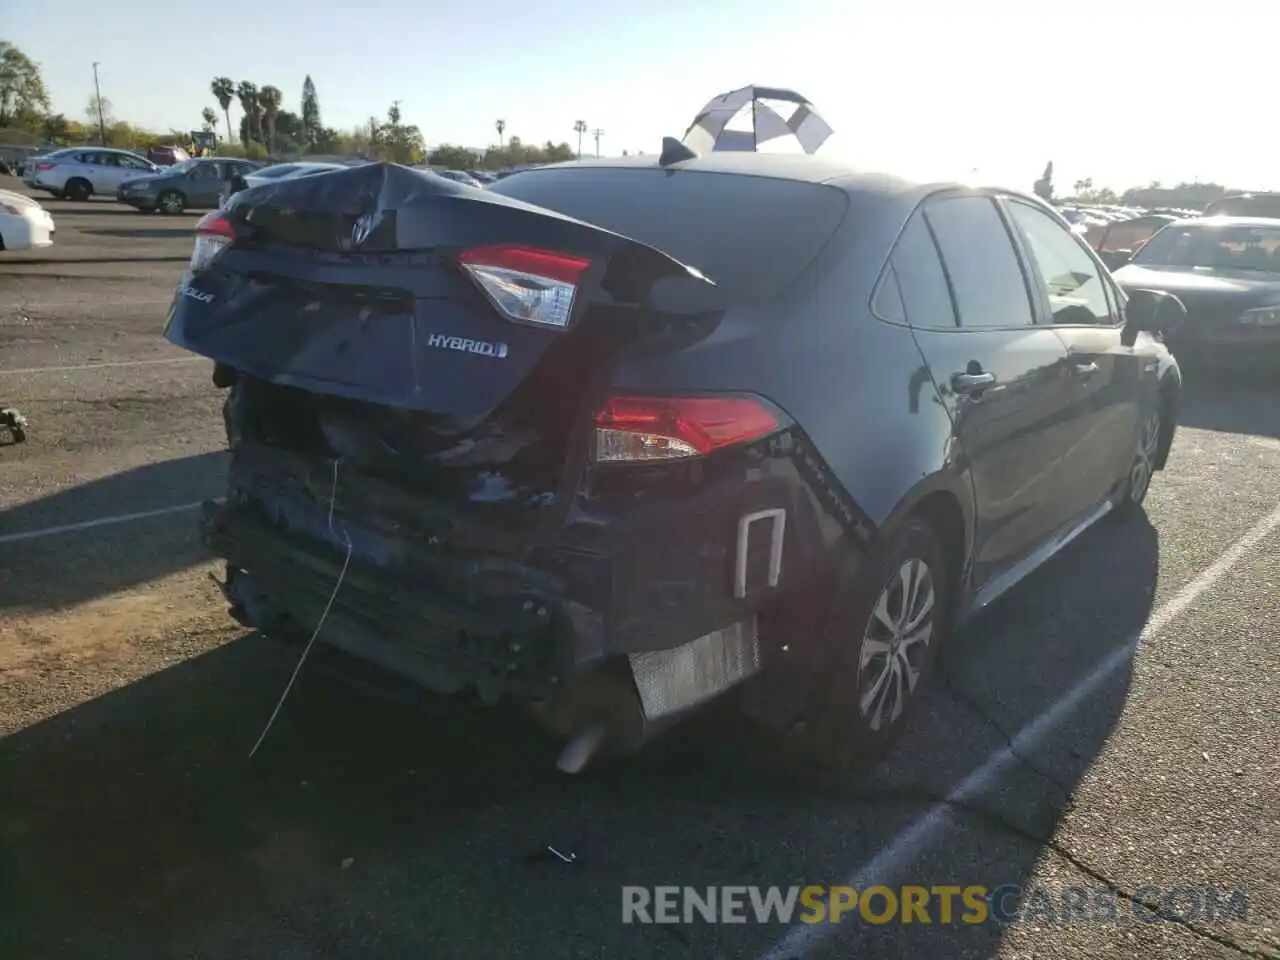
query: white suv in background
26 148 160 201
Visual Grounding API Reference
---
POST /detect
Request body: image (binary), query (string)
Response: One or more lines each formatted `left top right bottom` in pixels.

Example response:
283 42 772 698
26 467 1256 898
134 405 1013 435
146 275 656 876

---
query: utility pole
92 62 107 146
592 127 604 158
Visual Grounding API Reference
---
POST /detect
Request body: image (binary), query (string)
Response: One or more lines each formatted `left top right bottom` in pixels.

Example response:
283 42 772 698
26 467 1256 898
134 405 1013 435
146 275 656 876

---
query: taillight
593 395 783 462
35 162 55 172
190 210 235 273
459 244 591 328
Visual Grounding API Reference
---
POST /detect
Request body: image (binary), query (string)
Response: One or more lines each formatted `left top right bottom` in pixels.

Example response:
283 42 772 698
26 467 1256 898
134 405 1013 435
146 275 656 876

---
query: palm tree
495 118 506 150
210 77 235 148
259 85 282 156
235 81 259 147
573 120 587 160
201 107 218 139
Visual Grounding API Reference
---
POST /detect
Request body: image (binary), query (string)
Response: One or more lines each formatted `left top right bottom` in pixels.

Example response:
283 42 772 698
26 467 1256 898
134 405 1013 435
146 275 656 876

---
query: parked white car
25 148 160 201
0 189 54 251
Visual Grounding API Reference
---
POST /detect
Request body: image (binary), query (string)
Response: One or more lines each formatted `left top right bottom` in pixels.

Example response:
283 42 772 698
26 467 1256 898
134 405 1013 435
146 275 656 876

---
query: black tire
157 190 186 215
64 178 92 202
793 515 951 767
1116 400 1164 515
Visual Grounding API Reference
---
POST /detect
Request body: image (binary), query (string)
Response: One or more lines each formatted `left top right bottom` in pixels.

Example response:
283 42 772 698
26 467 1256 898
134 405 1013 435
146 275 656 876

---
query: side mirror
1125 288 1187 336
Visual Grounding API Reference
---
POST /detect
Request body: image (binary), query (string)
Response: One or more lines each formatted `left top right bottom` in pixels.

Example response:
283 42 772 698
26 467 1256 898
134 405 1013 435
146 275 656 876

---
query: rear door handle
951 371 996 394
1073 361 1099 376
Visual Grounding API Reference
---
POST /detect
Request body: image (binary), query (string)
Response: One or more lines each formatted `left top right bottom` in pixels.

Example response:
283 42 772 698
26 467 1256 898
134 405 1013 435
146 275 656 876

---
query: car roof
1170 215 1280 228
530 152 1044 205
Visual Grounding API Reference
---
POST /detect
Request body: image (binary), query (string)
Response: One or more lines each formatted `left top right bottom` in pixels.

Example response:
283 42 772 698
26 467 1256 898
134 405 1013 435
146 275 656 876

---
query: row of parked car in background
12 146 505 214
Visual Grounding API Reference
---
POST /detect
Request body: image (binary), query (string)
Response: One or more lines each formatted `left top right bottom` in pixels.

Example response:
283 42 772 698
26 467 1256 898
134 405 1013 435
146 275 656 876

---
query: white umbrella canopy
681 85 834 155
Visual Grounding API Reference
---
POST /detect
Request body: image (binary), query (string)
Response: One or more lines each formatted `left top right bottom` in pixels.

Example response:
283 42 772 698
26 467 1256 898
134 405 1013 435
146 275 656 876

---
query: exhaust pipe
556 722 610 774
532 666 650 775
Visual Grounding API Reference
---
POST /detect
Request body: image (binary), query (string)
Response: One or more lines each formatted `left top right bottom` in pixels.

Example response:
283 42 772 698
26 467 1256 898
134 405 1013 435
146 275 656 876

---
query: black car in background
164 156 1183 771
1202 192 1280 219
117 157 261 213
1112 216 1280 369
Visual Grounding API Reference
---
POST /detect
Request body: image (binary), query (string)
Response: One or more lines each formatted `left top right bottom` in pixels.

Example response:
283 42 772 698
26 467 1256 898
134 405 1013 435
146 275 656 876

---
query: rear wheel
64 178 91 202
158 190 186 215
795 516 950 766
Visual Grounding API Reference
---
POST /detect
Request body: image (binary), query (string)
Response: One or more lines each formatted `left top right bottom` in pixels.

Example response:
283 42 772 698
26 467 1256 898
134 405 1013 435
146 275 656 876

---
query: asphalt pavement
0 183 1276 960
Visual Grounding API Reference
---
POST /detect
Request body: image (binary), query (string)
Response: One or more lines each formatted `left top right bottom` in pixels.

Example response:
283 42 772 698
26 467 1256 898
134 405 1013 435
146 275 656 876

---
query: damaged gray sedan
165 156 1180 771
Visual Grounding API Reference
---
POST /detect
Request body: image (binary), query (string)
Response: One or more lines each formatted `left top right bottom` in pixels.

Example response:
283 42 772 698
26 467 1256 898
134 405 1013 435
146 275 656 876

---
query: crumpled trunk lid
166 162 717 548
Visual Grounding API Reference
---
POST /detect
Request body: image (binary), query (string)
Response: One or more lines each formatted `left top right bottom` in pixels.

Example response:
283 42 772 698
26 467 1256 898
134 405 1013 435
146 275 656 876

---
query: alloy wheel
858 557 936 732
1129 408 1162 503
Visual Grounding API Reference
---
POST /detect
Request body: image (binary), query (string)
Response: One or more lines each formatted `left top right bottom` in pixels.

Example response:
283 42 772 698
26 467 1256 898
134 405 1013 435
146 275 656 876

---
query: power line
91 62 107 146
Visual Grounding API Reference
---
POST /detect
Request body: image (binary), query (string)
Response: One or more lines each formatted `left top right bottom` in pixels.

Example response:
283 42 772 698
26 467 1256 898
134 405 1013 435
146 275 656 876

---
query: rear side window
890 213 957 329
489 167 849 300
925 196 1035 329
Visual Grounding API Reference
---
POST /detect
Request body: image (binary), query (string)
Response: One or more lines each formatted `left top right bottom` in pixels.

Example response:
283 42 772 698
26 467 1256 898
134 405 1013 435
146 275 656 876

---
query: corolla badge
351 212 375 246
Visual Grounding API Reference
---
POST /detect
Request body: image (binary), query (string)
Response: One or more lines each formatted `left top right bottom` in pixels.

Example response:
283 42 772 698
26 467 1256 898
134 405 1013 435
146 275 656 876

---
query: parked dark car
117 158 260 213
146 144 191 166
1202 192 1280 219
1112 216 1280 368
163 156 1183 771
1093 213 1179 270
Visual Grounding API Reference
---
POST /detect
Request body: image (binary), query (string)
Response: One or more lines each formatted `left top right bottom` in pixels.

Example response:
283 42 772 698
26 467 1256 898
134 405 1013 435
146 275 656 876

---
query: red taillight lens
459 244 591 328
593 395 782 462
35 162 55 172
190 211 235 273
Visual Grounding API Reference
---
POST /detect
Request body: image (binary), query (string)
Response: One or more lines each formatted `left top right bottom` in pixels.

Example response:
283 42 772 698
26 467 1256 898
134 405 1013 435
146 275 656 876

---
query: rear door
1001 198 1141 512
65 151 101 189
897 194 1076 588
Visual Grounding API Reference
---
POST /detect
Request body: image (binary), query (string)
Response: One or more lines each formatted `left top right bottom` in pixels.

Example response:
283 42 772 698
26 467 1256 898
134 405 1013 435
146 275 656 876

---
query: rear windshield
488 166 849 300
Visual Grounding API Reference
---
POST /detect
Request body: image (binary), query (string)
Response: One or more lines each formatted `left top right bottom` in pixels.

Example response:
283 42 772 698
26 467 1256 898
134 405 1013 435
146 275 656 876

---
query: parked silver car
25 148 160 201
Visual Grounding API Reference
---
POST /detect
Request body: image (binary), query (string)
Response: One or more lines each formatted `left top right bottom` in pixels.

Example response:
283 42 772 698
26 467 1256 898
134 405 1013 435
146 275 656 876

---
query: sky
4 0 1278 192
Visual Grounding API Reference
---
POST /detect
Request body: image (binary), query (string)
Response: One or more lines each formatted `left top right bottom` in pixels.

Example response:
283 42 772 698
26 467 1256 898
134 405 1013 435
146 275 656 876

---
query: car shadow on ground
1178 366 1279 439
0 451 227 612
0 510 1159 959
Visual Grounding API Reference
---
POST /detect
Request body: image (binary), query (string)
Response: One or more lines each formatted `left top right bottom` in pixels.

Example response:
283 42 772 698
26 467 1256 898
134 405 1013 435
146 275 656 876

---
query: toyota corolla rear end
165 162 845 768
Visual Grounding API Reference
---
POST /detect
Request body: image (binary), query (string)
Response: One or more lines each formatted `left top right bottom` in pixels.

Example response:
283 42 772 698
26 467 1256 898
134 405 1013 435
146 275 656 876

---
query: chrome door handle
951 371 996 394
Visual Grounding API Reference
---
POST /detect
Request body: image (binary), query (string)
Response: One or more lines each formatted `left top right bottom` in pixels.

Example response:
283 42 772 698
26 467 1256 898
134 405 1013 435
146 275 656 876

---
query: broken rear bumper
202 498 579 702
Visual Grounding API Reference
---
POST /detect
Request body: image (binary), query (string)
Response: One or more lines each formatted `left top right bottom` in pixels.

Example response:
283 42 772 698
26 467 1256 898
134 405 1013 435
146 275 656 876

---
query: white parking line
0 501 207 546
0 356 204 376
758 500 1280 960
6 299 172 312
